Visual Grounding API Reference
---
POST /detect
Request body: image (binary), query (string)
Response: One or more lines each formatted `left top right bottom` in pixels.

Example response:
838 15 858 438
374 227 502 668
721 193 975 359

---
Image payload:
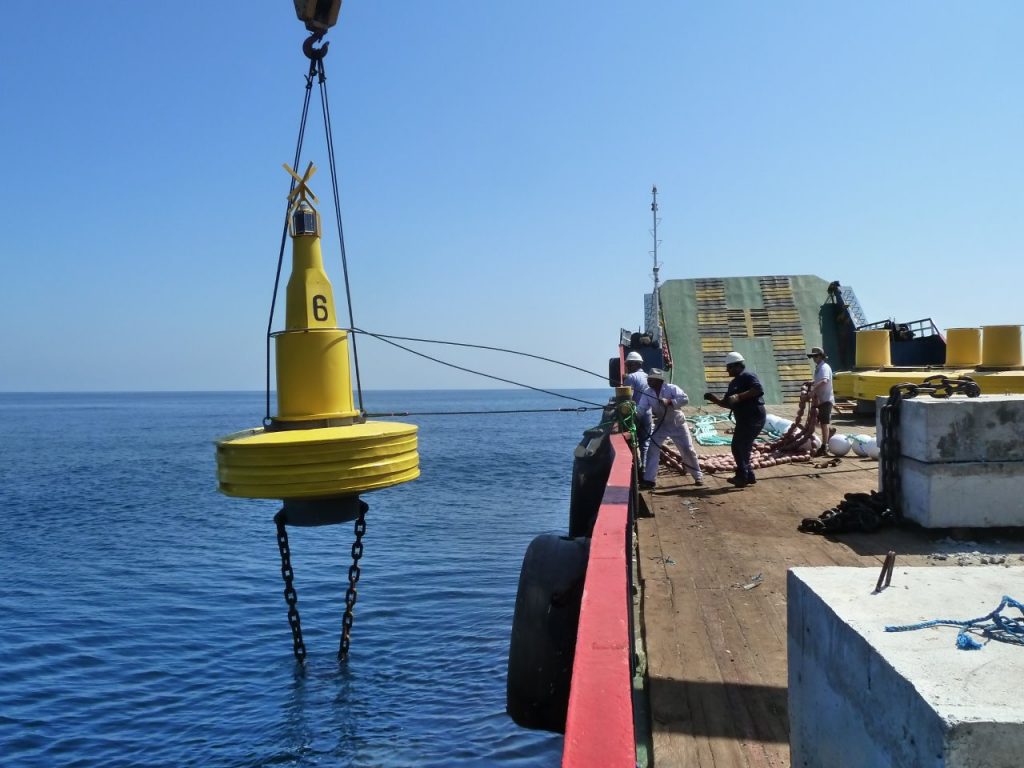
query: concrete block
876 394 1024 464
789 566 1024 768
900 456 1024 528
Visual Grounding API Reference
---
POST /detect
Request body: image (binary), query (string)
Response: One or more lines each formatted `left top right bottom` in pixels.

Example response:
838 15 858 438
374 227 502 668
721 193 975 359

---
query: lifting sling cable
265 58 316 425
315 55 365 415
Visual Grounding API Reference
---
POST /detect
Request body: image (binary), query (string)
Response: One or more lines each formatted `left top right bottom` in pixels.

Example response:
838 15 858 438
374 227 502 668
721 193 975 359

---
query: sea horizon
0 387 610 395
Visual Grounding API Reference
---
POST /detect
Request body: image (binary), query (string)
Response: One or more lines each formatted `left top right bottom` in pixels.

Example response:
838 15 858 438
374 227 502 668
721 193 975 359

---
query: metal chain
274 510 307 663
799 490 893 534
338 503 368 661
879 387 903 519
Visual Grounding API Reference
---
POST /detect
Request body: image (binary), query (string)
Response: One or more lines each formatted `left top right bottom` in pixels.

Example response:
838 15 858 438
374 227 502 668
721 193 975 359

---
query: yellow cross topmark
283 162 319 209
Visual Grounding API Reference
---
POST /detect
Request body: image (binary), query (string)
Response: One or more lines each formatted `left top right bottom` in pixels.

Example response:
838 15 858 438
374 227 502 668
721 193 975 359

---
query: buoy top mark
284 162 319 221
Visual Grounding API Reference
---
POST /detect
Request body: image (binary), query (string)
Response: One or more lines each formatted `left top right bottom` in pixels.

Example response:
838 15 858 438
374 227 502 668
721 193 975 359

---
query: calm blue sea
0 390 607 767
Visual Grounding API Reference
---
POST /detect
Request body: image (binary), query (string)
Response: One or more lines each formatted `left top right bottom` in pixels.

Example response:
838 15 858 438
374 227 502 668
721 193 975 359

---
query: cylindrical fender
506 534 590 733
568 436 614 538
608 356 622 387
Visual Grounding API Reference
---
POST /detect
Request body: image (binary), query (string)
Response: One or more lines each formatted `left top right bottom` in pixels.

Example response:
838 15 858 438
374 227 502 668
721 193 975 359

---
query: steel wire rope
315 57 365 415
354 329 606 408
265 61 317 425
348 329 607 381
365 406 603 417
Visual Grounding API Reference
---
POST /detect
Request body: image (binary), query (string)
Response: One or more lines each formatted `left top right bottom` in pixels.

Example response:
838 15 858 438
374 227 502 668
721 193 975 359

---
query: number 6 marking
312 294 329 322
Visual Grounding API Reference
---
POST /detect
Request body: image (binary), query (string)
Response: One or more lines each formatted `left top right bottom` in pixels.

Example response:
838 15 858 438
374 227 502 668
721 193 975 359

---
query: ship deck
636 405 1024 767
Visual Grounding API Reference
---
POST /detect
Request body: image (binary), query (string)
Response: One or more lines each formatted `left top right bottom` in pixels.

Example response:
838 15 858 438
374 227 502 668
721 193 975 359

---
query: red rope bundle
662 384 821 476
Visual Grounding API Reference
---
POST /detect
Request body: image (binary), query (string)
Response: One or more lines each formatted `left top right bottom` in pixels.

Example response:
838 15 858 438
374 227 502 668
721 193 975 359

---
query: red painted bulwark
562 433 636 768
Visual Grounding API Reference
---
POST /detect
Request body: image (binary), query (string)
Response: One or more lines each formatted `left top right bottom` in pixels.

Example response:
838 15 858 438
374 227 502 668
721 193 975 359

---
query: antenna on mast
649 185 662 344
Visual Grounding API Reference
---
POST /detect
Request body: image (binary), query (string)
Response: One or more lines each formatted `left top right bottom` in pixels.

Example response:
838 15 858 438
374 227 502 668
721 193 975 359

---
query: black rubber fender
568 437 614 538
608 356 622 388
506 533 590 733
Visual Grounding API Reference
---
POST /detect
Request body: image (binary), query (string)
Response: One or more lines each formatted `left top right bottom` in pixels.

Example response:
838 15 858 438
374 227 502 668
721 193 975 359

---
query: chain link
274 510 307 663
879 388 903 518
799 490 893 534
338 502 368 661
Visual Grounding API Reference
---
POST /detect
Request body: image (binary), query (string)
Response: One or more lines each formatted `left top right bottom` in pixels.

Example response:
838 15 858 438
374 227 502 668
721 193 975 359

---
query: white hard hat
626 351 643 363
724 351 745 365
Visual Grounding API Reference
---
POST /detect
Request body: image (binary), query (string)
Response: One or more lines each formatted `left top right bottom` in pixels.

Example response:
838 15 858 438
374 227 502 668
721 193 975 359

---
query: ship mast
649 185 661 343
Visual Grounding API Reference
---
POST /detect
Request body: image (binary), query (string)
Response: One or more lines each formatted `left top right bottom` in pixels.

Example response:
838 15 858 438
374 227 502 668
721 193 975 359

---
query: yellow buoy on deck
216 164 418 511
854 329 892 369
981 325 1023 368
945 328 981 367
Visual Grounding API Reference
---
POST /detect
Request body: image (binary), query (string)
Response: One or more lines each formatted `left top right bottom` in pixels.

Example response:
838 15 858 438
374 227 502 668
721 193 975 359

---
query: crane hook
303 32 330 61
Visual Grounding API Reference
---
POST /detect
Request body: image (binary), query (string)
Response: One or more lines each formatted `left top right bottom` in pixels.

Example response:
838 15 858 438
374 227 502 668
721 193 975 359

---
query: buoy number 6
312 295 329 322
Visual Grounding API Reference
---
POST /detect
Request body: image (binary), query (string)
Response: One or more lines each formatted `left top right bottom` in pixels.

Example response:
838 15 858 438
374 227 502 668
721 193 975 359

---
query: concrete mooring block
875 394 1024 527
899 457 1024 528
877 394 1024 464
789 566 1024 768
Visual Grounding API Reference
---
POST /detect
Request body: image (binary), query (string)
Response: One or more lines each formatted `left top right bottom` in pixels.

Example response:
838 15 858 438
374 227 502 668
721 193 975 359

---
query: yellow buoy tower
215 164 418 662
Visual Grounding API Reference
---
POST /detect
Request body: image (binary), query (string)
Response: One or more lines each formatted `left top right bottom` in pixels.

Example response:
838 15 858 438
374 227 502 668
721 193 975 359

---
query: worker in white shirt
623 351 652 471
636 368 703 490
803 346 836 456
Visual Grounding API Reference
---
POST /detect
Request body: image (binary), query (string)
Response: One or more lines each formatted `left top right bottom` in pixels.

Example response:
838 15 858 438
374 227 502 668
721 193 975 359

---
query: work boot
726 475 748 487
639 480 656 491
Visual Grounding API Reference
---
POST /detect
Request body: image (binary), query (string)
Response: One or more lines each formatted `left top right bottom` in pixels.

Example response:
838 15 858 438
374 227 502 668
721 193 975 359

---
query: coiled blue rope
885 595 1024 650
691 413 733 446
690 412 776 447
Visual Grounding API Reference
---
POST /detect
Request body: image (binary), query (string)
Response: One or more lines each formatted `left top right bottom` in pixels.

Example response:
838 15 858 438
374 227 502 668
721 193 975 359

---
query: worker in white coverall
636 368 704 490
623 351 652 471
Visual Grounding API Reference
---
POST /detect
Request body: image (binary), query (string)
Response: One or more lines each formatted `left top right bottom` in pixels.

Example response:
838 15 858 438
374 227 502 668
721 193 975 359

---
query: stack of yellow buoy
833 325 1024 403
216 165 418 519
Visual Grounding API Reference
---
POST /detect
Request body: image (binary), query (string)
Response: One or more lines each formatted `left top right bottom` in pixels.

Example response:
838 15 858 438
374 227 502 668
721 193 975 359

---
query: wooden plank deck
636 406 1024 767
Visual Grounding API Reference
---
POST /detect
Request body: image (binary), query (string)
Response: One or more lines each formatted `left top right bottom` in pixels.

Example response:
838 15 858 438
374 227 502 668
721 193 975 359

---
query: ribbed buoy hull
216 421 419 499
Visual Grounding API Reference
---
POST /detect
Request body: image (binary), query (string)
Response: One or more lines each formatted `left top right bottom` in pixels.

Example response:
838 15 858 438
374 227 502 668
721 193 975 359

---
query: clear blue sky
2 2 1022 391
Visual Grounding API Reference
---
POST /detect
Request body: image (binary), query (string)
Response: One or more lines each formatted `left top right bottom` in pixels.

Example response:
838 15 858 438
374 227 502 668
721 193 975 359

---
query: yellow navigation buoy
215 163 418 661
216 164 418 514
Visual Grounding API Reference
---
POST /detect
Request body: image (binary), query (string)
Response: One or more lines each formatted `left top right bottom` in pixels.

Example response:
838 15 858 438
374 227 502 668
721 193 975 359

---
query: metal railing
856 317 942 339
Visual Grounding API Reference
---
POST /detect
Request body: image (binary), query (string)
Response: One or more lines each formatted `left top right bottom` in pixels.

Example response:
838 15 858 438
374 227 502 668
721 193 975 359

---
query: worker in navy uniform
636 368 704 490
704 351 766 488
623 351 652 471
